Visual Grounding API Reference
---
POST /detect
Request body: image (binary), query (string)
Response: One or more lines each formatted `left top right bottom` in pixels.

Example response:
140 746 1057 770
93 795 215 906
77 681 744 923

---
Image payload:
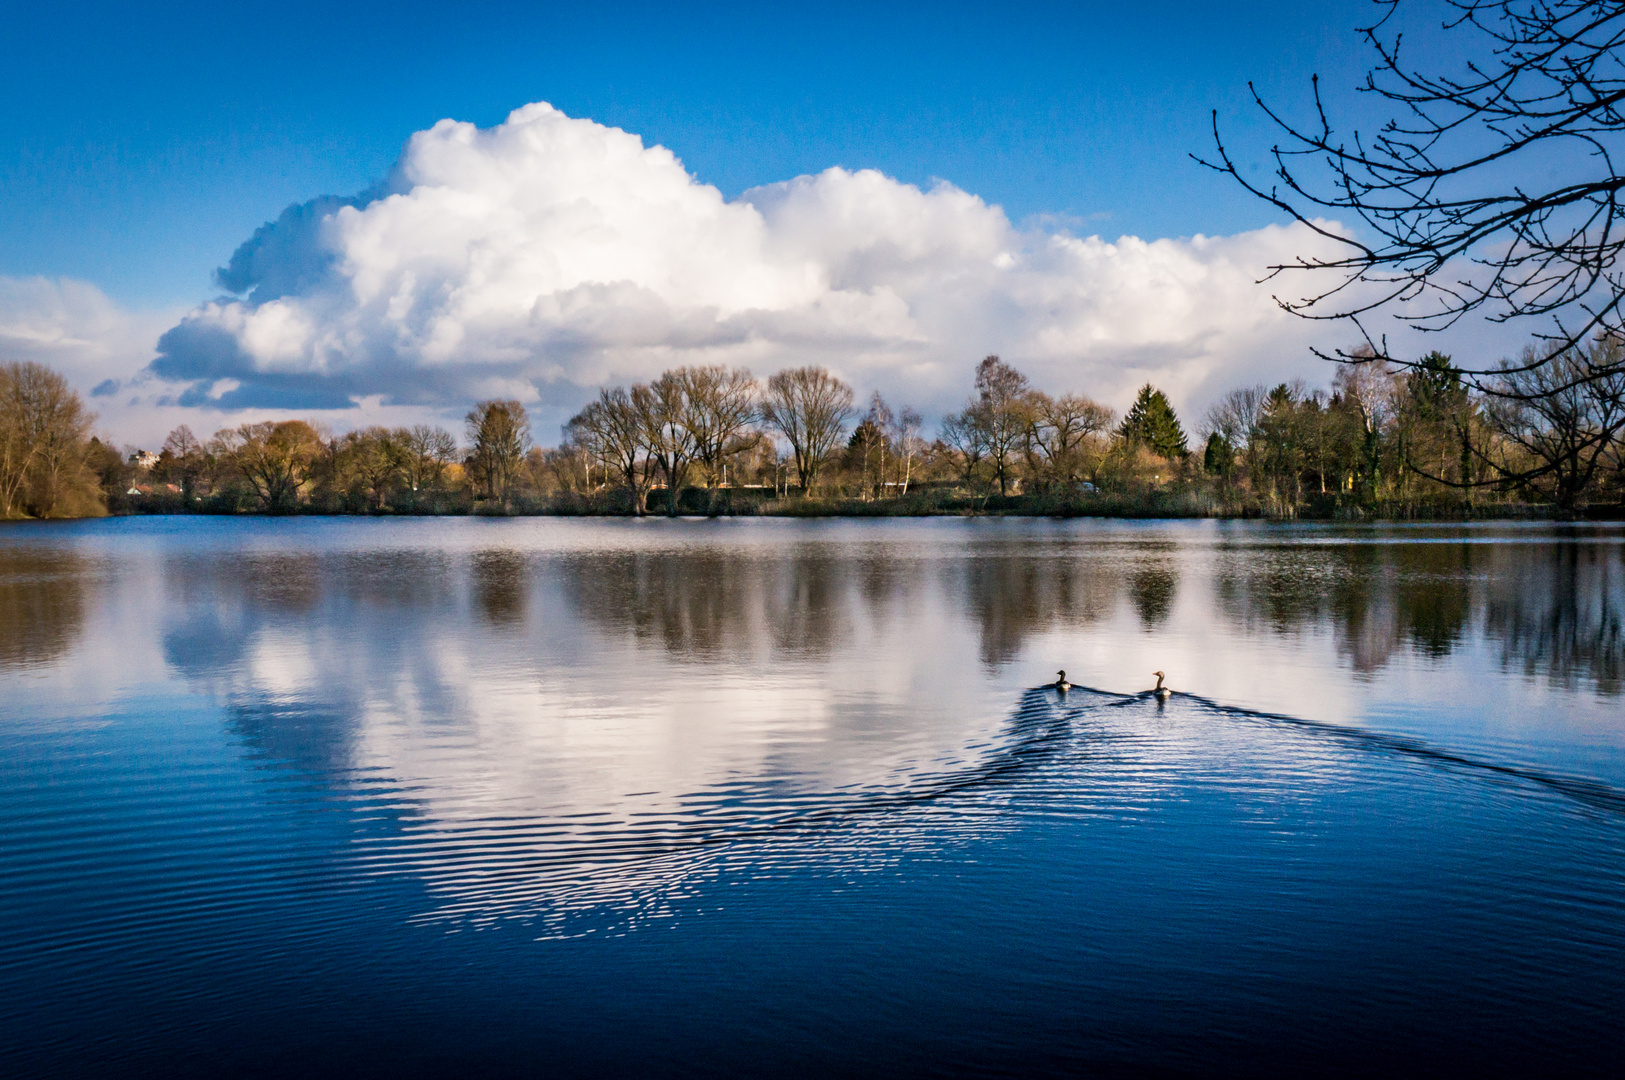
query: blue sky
11 0 1498 445
2 0 1373 308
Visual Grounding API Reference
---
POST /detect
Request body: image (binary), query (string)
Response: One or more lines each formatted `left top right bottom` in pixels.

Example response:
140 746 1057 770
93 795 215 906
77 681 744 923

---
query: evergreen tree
1117 384 1188 458
1202 431 1233 478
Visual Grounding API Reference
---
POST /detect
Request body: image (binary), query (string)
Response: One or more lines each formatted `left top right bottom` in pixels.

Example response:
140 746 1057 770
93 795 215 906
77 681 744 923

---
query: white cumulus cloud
0 277 447 448
0 276 163 385
149 101 1353 432
0 276 189 446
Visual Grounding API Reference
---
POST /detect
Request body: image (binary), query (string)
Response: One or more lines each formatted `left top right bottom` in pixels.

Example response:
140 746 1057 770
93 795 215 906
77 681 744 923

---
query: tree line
1198 343 1625 516
1 363 105 519
4 341 1624 520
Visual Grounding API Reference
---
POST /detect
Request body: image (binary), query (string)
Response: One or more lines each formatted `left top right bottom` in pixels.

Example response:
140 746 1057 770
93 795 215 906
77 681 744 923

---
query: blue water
1 517 1622 1076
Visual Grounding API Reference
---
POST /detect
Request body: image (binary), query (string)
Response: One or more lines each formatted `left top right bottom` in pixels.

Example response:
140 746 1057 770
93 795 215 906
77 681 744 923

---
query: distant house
130 450 160 470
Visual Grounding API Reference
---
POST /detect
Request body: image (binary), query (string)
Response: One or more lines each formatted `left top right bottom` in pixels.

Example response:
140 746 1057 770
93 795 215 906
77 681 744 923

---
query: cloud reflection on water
3 519 1623 927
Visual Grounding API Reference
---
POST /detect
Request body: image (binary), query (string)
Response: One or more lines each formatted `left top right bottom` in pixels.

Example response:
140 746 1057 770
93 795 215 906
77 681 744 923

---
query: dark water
2 517 1623 1077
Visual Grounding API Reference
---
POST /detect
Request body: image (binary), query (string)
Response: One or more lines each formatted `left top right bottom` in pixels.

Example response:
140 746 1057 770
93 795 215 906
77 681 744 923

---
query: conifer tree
1203 431 1232 478
1117 384 1188 458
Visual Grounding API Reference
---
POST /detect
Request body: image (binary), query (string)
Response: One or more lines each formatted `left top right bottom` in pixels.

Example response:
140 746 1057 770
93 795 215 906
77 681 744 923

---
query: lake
1 516 1622 1077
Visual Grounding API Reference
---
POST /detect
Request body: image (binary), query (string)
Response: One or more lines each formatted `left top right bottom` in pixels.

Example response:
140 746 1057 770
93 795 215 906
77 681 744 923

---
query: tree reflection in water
961 552 1118 666
555 541 1134 670
471 549 528 626
1129 563 1177 629
554 548 847 660
1486 540 1623 694
1215 532 1620 691
0 549 90 670
2 523 1618 702
9 519 1617 935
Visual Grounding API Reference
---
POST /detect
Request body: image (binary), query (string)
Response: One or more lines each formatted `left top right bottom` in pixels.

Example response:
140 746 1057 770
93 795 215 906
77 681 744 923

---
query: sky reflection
4 518 1625 1076
0 519 1621 863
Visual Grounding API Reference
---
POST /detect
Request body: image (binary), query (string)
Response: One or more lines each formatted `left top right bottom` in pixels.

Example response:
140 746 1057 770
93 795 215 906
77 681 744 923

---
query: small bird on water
1053 670 1072 693
1152 671 1171 701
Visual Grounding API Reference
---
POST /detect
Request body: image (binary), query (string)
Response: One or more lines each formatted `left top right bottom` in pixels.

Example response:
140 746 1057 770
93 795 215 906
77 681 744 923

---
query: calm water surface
2 516 1622 1077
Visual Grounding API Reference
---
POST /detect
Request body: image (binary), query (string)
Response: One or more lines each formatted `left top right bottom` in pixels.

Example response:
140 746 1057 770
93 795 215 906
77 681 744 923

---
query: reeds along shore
6 348 1625 521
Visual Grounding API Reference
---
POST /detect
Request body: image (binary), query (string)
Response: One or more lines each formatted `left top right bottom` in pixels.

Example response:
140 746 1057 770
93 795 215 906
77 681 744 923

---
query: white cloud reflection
5 520 1621 931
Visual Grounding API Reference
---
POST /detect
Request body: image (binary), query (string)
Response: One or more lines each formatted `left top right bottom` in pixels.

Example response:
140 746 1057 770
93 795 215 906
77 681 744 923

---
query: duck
1152 671 1171 702
1053 670 1072 693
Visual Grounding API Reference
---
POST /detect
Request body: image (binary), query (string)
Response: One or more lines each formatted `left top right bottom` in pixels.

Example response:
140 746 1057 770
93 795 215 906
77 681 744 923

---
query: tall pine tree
1117 384 1188 459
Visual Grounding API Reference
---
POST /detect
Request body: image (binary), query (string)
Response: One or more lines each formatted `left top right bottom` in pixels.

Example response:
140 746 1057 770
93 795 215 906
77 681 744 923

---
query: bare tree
215 420 325 513
560 412 603 491
0 377 32 517
1203 0 1625 391
682 365 759 487
399 424 458 492
856 392 894 498
1484 336 1625 510
0 362 100 518
160 424 210 500
1028 391 1115 488
638 371 700 516
971 356 1034 495
569 387 653 514
539 443 592 493
761 366 855 493
466 400 531 508
1205 386 1268 464
1335 355 1403 498
941 404 990 488
888 406 925 494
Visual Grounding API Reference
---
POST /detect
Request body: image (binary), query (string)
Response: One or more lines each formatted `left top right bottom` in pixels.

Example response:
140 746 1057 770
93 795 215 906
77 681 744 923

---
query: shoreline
24 497 1624 524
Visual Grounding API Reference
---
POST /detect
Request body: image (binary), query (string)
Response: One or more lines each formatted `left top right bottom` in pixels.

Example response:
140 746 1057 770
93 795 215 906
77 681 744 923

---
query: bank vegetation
6 342 1625 521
